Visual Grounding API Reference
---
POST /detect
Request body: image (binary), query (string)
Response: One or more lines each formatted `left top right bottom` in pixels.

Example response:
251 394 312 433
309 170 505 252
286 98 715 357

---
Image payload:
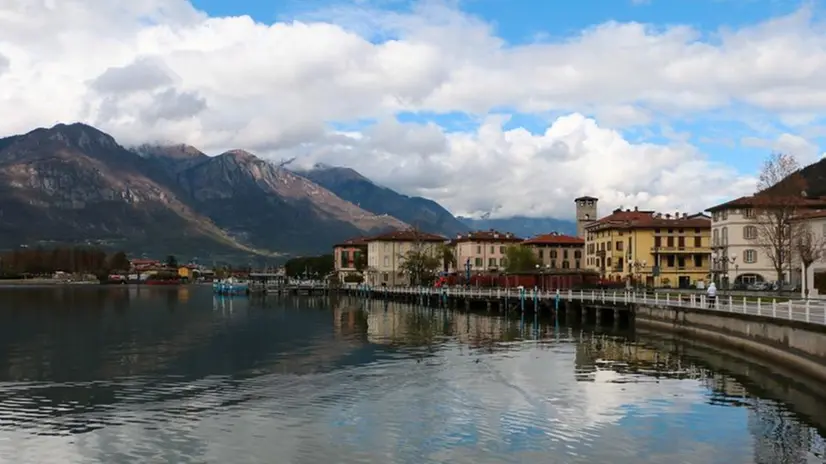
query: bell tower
574 196 598 239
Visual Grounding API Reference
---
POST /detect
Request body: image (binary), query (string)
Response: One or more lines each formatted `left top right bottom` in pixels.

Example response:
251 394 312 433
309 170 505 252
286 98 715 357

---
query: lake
0 285 823 463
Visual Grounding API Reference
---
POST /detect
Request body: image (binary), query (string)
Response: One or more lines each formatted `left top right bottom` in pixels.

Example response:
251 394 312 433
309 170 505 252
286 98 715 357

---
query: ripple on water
0 292 824 463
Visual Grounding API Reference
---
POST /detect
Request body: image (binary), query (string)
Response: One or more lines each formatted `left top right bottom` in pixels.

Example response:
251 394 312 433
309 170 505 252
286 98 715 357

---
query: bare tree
753 153 804 287
794 222 826 298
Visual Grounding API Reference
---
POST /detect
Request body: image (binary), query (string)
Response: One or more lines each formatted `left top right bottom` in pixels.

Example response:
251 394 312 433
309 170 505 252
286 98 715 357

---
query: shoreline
0 279 99 286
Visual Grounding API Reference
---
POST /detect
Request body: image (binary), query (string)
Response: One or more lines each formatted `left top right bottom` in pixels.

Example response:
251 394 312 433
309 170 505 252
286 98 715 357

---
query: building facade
575 196 599 239
452 230 523 273
585 207 711 288
792 211 826 298
333 237 369 281
522 232 585 270
706 195 826 286
365 230 446 286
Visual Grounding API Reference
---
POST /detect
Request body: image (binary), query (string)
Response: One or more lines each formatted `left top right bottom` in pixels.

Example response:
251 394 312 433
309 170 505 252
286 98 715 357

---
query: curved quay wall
341 286 826 383
633 303 826 383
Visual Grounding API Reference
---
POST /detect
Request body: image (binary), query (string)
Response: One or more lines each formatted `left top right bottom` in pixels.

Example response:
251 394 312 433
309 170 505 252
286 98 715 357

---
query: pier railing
351 286 826 326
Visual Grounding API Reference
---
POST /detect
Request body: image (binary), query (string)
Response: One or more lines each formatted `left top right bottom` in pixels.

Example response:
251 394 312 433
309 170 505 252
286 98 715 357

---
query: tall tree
753 153 804 286
439 243 456 273
165 255 179 268
108 251 130 272
794 222 826 298
397 228 442 285
504 245 539 272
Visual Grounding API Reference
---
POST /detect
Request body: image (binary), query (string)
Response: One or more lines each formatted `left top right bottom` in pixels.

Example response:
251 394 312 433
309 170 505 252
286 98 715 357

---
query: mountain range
0 123 577 260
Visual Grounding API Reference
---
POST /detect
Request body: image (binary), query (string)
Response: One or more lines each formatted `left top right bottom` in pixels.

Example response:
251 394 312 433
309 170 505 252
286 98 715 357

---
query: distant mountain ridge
0 123 406 259
0 122 584 260
457 215 577 238
296 164 469 236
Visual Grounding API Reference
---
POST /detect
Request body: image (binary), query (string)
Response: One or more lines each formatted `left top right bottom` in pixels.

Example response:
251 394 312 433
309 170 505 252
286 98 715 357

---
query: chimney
665 213 671 219
634 206 638 212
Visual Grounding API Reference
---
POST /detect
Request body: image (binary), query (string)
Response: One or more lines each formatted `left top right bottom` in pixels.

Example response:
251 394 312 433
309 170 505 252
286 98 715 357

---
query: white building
706 195 826 287
792 211 826 298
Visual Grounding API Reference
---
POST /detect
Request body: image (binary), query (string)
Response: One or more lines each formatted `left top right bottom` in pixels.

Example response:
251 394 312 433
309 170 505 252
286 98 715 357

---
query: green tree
439 243 456 273
108 251 130 271
504 245 539 272
398 249 441 286
284 254 334 278
354 251 367 273
165 255 179 268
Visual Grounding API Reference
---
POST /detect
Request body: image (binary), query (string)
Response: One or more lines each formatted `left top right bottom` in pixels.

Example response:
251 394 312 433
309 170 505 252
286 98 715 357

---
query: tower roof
575 196 598 202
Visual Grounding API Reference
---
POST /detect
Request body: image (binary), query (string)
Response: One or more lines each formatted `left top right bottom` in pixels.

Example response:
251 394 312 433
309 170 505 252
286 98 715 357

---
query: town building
575 196 599 239
522 232 585 270
452 230 523 274
706 195 826 287
333 236 369 282
791 210 826 298
365 229 447 286
585 207 712 288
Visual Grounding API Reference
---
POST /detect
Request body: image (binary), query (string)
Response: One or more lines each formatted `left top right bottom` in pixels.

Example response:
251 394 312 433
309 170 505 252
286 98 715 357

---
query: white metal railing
350 285 826 326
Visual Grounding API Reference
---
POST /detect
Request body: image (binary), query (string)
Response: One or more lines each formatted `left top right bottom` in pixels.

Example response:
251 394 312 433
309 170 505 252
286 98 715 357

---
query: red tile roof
452 230 523 243
334 236 370 247
791 210 826 221
368 229 447 242
586 208 710 231
706 195 826 212
523 232 584 245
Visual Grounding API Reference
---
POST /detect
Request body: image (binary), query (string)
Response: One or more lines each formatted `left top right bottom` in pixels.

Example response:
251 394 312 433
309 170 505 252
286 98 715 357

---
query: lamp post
465 258 471 288
629 259 647 290
712 251 737 289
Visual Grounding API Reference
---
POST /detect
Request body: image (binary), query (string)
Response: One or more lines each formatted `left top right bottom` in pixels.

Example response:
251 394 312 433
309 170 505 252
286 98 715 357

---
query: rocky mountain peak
43 122 119 150
133 143 206 160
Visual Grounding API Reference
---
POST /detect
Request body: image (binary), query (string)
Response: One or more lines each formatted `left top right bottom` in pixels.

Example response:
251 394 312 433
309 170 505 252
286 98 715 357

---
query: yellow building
584 207 712 288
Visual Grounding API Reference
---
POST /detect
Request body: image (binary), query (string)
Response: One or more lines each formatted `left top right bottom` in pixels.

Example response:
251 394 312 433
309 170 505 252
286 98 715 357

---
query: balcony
651 246 711 254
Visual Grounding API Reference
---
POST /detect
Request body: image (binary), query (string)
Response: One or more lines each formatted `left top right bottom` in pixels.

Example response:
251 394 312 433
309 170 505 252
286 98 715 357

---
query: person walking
706 282 717 308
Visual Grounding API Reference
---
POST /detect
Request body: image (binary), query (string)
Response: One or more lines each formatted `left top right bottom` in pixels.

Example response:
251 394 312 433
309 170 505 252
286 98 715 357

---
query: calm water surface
0 286 824 463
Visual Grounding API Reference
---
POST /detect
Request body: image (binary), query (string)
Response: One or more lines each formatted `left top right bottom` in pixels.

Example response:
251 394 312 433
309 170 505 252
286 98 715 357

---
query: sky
1 0 826 220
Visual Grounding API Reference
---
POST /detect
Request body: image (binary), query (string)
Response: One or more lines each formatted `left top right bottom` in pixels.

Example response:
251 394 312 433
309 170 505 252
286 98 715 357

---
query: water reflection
0 287 822 463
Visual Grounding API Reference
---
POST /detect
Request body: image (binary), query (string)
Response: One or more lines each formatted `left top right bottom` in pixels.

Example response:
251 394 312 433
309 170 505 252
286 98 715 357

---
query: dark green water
0 286 824 463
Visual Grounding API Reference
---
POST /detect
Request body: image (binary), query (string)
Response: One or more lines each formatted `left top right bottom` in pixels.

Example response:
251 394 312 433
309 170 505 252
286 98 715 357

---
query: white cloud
742 132 823 165
3 0 826 219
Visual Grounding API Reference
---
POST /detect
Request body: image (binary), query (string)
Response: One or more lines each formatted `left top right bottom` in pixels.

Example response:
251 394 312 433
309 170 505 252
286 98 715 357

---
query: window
574 250 582 259
607 257 612 266
476 245 482 254
743 249 757 263
383 256 390 267
667 236 674 247
607 242 613 251
694 254 702 267
340 250 349 268
655 236 662 247
550 260 557 268
500 246 505 254
694 236 701 247
722 227 728 245
562 261 570 269
743 225 758 240
488 258 496 267
474 257 483 267
721 210 728 220
575 260 581 268
490 246 494 254
500 258 507 267
616 241 623 251
743 209 755 219
563 249 569 259
677 257 685 268
382 272 388 282
678 236 685 248
712 229 719 246
667 256 675 267
538 250 544 259
713 212 719 222
551 250 558 259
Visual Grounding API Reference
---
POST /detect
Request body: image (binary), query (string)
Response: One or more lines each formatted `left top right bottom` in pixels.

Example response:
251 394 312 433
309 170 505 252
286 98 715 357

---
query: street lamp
629 259 646 289
712 251 737 289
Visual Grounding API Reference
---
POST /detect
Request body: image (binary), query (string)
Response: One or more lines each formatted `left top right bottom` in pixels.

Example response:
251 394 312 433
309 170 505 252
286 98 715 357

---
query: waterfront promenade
344 286 826 326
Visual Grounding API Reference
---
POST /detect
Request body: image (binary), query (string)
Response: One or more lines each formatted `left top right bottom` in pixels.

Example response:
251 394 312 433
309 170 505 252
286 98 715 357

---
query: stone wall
634 304 826 382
